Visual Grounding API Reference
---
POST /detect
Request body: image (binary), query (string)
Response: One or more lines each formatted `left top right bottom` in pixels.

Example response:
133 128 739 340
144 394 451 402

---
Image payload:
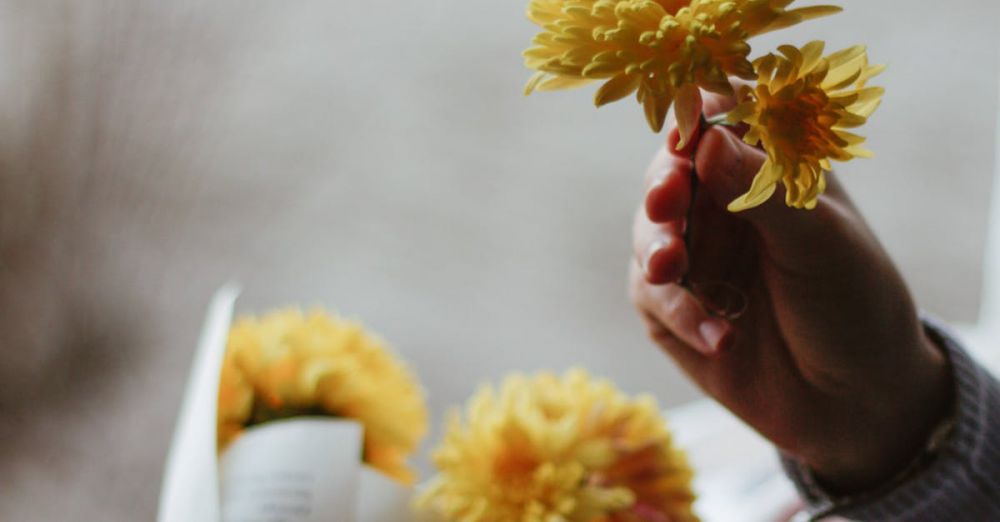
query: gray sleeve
780 318 1000 521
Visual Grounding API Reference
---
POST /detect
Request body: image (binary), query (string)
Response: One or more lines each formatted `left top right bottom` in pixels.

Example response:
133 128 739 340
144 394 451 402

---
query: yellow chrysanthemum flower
217 308 428 484
725 41 885 211
523 0 840 144
419 369 697 522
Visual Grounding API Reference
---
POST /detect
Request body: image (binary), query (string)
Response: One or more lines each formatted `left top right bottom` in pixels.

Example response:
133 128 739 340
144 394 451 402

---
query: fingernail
698 319 730 354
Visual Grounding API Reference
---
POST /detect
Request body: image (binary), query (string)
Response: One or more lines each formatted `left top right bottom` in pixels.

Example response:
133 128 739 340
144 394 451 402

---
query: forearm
781 317 1000 521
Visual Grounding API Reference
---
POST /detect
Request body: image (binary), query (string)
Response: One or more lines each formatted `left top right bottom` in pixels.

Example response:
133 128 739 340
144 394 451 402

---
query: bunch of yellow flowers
216 308 428 484
420 369 698 522
524 0 884 212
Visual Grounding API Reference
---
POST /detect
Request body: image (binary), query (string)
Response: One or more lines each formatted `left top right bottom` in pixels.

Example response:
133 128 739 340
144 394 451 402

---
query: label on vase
219 418 363 522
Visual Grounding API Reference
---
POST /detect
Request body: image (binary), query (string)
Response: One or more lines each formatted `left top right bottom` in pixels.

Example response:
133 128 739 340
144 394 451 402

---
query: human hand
629 91 952 493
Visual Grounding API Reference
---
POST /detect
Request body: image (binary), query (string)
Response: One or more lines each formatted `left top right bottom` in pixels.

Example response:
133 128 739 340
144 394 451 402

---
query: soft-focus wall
0 1 996 520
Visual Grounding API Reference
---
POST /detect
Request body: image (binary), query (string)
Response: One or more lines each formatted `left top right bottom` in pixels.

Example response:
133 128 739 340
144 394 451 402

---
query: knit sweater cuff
780 317 1000 521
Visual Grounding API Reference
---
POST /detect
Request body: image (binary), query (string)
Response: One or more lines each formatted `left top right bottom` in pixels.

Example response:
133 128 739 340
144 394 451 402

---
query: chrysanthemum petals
595 74 642 107
858 63 887 86
787 5 843 21
728 158 781 212
823 63 864 91
726 42 883 211
644 91 673 133
539 75 595 92
834 112 867 128
756 53 778 83
778 44 803 70
847 86 885 117
522 0 843 133
793 165 826 208
583 60 627 79
419 369 698 522
834 129 867 145
725 101 758 125
219 309 428 484
755 5 841 35
845 145 874 158
525 71 548 95
772 58 796 89
826 44 866 68
799 40 825 74
828 92 859 106
674 83 703 149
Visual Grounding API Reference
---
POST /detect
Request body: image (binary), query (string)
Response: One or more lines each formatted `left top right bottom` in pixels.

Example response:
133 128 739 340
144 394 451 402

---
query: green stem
705 113 735 127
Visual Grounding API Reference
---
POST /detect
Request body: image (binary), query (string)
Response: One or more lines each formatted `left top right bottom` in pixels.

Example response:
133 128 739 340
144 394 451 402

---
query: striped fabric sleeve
780 317 1000 521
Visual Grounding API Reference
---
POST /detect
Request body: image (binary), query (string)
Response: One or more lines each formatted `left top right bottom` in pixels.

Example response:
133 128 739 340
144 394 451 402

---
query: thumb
694 125 857 269
692 124 926 387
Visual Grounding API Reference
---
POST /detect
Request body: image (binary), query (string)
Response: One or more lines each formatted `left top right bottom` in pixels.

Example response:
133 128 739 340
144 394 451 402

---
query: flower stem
680 115 710 288
705 113 734 127
680 114 749 320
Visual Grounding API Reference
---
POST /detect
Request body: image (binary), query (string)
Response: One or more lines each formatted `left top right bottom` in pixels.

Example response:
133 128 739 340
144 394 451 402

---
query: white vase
219 417 413 522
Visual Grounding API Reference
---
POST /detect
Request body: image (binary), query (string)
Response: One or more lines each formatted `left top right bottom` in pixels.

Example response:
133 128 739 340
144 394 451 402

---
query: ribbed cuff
781 317 1000 521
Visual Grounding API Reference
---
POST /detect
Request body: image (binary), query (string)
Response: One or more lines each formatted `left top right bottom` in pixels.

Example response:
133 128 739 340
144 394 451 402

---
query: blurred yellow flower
217 309 428 484
523 0 840 144
725 41 885 211
419 369 697 522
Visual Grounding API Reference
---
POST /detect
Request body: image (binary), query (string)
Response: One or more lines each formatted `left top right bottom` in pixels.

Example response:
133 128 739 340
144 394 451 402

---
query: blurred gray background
0 0 996 520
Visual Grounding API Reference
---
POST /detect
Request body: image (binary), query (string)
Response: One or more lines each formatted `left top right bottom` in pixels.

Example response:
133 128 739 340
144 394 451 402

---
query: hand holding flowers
524 0 955 499
630 87 952 494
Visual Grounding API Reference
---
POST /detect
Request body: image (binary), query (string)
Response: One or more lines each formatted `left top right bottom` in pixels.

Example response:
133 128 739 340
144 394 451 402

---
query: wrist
802 328 953 494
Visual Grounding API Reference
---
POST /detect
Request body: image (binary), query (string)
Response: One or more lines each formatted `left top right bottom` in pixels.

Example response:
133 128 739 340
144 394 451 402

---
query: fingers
667 87 743 157
694 126 853 268
701 87 742 117
633 208 687 284
629 259 732 356
636 309 711 382
695 126 770 215
638 148 691 284
645 156 692 224
642 86 745 238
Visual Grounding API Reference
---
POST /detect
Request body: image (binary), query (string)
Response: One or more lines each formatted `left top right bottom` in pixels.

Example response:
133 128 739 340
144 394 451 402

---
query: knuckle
628 270 650 310
660 289 688 319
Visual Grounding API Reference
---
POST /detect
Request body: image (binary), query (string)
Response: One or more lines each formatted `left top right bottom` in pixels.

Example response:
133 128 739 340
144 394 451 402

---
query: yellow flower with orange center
217 309 428 484
725 40 885 211
419 369 698 522
523 0 840 145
